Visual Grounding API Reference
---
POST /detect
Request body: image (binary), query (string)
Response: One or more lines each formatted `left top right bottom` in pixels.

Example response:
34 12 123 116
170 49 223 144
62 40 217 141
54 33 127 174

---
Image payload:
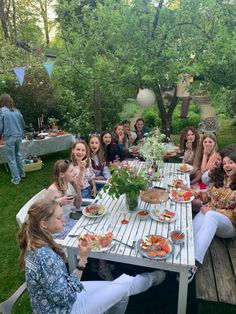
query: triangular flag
44 62 54 78
13 67 26 86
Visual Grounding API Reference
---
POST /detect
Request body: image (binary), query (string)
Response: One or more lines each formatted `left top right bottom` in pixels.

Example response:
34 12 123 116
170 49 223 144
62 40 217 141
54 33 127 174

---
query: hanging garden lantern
136 88 156 107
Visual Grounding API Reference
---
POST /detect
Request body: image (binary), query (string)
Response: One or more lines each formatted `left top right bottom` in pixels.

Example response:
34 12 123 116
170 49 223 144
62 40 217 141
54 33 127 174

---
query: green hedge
143 101 201 133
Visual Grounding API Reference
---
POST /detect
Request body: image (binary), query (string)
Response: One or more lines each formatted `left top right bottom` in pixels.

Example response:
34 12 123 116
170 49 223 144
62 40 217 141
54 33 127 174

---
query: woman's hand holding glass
78 236 92 259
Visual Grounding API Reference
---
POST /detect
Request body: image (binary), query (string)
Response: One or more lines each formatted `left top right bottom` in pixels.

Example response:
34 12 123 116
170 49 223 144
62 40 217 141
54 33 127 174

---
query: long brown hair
0 94 15 111
88 135 105 170
17 199 66 270
52 159 73 194
194 133 217 169
71 140 90 168
179 127 200 153
112 123 127 145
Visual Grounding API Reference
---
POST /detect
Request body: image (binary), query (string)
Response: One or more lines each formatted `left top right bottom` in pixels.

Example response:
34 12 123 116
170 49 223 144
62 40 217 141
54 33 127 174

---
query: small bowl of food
170 230 185 244
137 210 150 220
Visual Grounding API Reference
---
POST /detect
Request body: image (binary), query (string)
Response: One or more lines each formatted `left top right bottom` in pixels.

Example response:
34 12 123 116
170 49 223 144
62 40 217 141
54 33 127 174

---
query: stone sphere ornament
137 88 156 107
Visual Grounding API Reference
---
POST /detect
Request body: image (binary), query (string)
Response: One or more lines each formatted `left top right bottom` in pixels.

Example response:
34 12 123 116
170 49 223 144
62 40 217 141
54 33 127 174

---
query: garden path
192 93 216 119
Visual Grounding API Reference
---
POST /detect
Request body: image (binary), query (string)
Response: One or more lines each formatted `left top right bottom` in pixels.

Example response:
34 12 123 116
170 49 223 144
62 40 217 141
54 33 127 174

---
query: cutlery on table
175 242 184 259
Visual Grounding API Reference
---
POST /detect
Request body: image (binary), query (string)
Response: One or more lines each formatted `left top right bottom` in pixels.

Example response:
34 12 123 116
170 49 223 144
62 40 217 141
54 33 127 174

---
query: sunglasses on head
64 159 72 164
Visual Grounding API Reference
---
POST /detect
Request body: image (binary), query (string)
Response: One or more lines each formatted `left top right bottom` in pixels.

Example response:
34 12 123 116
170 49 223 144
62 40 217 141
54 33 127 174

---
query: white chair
16 189 47 227
0 282 27 314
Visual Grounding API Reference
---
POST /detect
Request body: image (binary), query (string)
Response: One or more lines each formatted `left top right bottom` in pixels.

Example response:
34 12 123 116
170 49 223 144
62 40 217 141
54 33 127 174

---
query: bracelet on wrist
77 265 86 271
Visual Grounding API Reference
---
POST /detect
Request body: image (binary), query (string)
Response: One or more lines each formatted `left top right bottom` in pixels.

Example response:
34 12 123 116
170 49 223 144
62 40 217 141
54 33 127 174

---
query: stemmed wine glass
120 204 129 224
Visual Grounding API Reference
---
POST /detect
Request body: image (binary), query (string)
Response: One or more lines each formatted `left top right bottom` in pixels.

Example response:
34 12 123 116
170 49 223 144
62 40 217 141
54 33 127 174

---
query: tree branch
151 0 164 39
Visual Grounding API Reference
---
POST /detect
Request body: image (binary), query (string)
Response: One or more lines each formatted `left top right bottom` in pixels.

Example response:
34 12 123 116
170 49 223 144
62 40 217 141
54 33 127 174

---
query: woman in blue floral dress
17 199 165 314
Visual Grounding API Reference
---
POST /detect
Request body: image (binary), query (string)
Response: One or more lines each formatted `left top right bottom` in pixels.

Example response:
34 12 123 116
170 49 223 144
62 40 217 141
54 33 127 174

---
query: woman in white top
71 140 97 198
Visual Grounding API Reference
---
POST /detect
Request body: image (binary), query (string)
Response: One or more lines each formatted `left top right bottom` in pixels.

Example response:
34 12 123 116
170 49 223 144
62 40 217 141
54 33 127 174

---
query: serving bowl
170 230 185 244
137 210 149 220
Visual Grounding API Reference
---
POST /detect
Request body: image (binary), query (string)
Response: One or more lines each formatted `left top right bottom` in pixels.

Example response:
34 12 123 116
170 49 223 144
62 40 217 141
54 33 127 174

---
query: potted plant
48 117 59 131
103 160 148 211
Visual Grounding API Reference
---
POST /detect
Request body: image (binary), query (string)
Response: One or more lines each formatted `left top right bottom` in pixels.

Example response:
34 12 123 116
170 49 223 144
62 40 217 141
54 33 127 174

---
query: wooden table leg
67 247 77 273
177 268 189 314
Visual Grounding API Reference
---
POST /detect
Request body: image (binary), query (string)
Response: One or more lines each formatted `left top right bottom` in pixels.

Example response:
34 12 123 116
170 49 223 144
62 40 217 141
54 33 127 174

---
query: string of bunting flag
12 62 54 86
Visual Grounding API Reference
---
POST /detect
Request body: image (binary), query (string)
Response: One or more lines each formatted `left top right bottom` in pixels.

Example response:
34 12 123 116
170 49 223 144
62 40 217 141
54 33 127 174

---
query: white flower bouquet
140 127 166 162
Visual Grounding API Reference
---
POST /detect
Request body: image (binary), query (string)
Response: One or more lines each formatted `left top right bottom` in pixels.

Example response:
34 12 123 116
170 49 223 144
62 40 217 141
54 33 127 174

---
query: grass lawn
0 136 236 313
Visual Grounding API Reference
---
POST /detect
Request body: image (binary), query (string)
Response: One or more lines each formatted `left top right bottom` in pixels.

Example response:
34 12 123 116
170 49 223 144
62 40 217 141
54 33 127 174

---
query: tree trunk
93 87 102 132
12 0 17 42
153 84 178 138
39 0 50 46
0 0 9 39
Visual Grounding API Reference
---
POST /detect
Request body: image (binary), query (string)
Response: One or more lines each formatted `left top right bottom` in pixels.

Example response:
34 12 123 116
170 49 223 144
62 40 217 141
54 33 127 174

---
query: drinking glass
120 204 129 224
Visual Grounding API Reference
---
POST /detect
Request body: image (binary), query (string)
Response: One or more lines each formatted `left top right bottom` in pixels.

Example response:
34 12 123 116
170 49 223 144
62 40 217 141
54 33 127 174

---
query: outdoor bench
195 236 236 305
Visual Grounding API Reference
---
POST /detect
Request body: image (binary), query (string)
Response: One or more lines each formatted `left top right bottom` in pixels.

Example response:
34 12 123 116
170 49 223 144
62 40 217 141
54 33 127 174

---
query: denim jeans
81 186 94 199
5 136 25 182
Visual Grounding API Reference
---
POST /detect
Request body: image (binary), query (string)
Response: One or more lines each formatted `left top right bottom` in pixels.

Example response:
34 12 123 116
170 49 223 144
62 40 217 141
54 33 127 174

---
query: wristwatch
211 207 216 211
77 264 86 271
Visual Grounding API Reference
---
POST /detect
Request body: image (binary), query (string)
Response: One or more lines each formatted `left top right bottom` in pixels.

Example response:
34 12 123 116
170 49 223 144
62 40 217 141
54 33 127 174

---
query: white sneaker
176 266 198 284
145 270 166 286
11 179 20 185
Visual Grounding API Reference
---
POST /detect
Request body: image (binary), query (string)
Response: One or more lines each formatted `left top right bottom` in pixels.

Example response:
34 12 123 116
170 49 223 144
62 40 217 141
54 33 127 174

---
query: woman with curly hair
179 127 200 165
187 151 236 282
17 199 166 314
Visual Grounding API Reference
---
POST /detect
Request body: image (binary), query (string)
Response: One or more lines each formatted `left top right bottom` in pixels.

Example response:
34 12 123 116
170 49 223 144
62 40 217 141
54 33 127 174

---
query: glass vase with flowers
103 160 148 223
140 126 166 173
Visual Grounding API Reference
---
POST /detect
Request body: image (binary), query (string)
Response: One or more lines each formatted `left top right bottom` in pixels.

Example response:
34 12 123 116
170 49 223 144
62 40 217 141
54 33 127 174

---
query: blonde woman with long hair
18 199 166 314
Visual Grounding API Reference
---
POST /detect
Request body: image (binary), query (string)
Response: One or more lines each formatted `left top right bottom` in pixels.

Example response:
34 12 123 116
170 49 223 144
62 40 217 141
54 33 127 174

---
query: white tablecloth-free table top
0 134 74 163
57 162 195 314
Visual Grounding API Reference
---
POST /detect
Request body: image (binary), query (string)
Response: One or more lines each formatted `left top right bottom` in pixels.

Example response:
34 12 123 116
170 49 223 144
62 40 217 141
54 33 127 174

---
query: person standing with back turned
0 94 25 184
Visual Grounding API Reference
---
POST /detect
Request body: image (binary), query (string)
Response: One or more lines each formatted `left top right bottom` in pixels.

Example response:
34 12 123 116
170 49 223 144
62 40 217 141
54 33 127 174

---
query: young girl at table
45 159 82 221
18 198 166 314
111 123 128 161
88 134 111 184
187 151 236 282
133 118 150 145
190 133 218 188
71 140 97 199
101 130 115 163
179 127 200 166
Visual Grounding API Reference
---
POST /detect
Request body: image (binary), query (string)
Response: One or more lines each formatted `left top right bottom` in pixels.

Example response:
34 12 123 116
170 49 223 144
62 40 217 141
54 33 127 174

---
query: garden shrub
143 106 161 129
119 99 137 120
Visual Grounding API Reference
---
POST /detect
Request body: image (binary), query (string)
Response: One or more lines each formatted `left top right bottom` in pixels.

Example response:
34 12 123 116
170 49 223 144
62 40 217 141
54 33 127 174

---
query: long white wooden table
57 162 195 314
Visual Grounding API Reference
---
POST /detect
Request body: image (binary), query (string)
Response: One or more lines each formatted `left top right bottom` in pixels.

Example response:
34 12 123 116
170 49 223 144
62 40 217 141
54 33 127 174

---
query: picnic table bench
196 236 236 305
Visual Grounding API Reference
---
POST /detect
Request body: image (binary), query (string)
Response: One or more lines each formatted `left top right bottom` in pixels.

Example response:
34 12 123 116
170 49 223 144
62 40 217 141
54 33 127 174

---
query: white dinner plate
82 204 106 218
136 235 174 260
177 164 193 172
150 208 177 223
91 241 115 252
166 178 187 187
169 193 194 203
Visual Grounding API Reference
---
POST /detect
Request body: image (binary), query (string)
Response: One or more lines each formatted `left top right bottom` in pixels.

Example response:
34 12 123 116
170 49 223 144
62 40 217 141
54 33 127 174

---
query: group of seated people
17 122 236 313
177 126 236 281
